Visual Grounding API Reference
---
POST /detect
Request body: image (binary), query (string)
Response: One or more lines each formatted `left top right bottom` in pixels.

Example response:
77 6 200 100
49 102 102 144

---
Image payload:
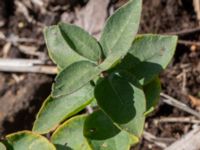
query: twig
165 126 200 150
143 131 175 149
154 117 200 124
0 59 57 74
167 27 200 36
161 93 200 119
0 66 57 74
0 59 44 66
178 40 200 47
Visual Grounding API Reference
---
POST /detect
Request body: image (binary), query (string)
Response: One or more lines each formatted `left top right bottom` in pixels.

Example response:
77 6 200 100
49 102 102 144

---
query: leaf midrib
108 3 138 53
71 32 100 61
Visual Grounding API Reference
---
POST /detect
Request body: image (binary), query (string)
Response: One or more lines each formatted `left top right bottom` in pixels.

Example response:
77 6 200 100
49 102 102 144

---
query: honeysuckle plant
0 0 177 149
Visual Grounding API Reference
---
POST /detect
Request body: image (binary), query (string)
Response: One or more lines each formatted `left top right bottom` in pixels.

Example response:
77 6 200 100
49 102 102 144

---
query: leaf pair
2 0 179 149
92 34 177 138
50 0 143 99
32 0 178 149
33 0 143 134
33 34 177 135
3 113 136 150
52 112 138 150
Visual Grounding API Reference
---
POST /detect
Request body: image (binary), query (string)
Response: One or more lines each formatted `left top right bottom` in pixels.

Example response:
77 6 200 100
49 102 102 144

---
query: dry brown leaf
74 0 109 39
188 95 200 108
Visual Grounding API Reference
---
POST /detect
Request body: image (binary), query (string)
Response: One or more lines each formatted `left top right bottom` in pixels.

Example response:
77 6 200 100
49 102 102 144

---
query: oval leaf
95 73 146 137
100 0 142 57
6 131 55 150
52 115 91 150
33 83 94 134
44 25 86 69
52 61 100 98
84 110 138 150
59 23 102 62
121 34 178 85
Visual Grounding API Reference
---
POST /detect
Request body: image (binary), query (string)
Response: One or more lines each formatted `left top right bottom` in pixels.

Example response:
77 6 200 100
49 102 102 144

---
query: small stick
0 59 44 66
161 93 200 119
178 40 200 47
144 131 176 143
166 27 200 36
0 58 57 74
143 131 175 149
0 65 57 74
154 117 200 124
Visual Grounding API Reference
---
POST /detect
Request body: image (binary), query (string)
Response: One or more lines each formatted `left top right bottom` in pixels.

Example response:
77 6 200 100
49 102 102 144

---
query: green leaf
120 34 178 85
84 110 138 150
0 142 6 150
59 23 102 62
84 111 120 140
6 131 55 150
144 77 161 115
44 25 86 69
94 73 146 137
52 61 100 98
33 83 94 134
51 115 91 150
100 0 142 57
